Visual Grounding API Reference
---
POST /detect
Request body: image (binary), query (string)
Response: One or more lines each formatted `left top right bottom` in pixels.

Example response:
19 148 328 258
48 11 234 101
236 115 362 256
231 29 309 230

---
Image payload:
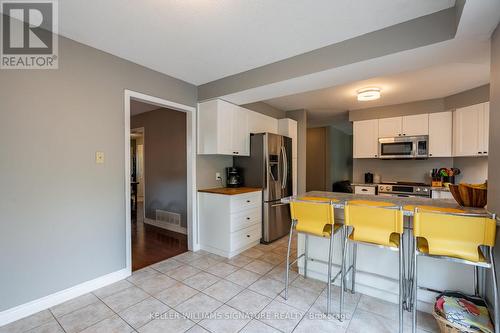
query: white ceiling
217 0 500 125
266 60 490 114
58 0 454 85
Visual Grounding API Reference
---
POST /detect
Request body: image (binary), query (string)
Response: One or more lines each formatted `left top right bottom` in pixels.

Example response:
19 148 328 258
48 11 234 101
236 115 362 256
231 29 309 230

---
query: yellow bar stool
411 208 498 333
287 197 342 315
343 200 405 331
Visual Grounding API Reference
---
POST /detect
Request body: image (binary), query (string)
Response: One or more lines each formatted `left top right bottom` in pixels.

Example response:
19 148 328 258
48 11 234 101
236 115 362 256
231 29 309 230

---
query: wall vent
155 210 181 226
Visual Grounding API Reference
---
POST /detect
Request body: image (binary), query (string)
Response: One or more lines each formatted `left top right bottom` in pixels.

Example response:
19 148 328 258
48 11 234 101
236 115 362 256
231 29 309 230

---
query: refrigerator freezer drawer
263 202 292 243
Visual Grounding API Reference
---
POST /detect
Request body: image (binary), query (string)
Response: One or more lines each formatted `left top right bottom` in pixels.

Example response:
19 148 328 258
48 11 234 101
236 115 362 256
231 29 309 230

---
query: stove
377 182 431 198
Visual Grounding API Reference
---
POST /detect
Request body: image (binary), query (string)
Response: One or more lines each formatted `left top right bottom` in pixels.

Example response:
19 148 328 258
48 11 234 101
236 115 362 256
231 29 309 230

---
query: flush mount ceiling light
357 87 381 101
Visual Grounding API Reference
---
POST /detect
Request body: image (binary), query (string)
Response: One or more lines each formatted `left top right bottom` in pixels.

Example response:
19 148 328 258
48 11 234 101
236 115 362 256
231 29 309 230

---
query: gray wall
488 24 500 215
486 23 500 308
131 109 187 227
0 35 197 311
349 84 490 121
196 155 233 189
286 109 308 194
329 126 353 184
353 157 488 184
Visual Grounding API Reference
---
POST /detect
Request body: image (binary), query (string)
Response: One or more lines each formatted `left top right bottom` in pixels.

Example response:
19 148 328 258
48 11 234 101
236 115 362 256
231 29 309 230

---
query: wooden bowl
448 184 487 208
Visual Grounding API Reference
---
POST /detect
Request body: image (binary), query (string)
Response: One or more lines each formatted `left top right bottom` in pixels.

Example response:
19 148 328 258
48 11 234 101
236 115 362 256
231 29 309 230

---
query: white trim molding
0 269 129 326
124 90 199 273
144 218 188 235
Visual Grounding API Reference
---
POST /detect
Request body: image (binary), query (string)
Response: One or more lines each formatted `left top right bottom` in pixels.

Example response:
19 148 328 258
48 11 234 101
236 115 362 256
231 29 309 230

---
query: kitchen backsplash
353 157 488 184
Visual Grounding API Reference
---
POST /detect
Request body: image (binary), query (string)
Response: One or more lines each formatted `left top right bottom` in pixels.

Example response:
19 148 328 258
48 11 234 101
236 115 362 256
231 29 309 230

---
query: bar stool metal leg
399 234 404 333
489 247 499 333
351 243 357 294
304 234 309 279
285 219 295 300
340 226 348 321
326 226 334 315
412 239 418 333
474 266 480 296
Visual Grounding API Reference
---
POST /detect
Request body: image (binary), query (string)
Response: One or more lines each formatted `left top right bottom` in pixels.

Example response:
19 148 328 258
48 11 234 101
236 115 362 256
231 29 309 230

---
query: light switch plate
215 172 221 180
95 151 105 164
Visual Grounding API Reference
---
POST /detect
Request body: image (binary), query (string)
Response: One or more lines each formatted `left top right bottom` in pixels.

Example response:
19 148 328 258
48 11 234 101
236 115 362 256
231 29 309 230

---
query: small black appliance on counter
226 167 242 188
365 172 374 184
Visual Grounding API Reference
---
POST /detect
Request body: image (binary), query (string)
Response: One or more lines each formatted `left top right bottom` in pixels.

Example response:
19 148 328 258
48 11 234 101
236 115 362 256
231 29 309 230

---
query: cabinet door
378 117 402 137
479 102 489 155
353 119 379 158
402 114 428 136
231 106 249 156
428 112 452 157
216 101 235 155
453 105 481 156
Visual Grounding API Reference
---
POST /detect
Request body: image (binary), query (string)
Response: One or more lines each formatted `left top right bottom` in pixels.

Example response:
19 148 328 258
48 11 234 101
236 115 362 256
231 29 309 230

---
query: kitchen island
284 191 490 313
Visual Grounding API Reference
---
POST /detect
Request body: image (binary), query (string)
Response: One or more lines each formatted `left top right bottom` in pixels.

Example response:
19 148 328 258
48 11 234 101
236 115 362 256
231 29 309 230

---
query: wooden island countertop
198 187 262 195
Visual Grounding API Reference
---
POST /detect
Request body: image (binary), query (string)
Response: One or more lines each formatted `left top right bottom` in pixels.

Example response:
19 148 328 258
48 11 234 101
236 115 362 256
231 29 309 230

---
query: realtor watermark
1 0 58 69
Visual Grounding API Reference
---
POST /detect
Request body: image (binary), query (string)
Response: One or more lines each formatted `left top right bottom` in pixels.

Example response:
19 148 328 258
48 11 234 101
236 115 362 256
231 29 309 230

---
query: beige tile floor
0 235 439 333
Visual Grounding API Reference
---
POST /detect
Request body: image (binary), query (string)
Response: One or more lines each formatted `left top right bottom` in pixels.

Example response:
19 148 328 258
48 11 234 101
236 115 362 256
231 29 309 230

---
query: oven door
378 137 415 159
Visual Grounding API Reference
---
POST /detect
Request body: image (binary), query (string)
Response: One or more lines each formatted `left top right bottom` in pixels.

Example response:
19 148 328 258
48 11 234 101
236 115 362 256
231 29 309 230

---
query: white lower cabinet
199 190 262 258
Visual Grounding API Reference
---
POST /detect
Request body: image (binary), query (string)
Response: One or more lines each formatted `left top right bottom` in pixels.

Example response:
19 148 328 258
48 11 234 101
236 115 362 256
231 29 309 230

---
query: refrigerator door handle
281 146 288 189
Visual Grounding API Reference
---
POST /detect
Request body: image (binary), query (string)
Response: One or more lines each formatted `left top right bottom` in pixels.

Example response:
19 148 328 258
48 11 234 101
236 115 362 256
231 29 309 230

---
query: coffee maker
226 167 242 188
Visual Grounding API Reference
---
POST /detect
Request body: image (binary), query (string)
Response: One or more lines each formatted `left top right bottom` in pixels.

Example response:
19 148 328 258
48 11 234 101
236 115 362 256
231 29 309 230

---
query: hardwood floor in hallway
132 202 188 271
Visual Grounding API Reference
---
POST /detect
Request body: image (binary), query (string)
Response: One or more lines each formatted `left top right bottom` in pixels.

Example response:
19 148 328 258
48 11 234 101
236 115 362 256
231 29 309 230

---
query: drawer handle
246 200 251 203
246 217 250 220
361 189 368 192
246 235 250 238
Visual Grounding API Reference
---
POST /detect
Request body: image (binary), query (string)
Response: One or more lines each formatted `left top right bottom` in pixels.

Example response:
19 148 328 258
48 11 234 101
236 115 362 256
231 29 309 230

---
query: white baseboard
144 218 187 235
0 268 130 327
200 240 260 259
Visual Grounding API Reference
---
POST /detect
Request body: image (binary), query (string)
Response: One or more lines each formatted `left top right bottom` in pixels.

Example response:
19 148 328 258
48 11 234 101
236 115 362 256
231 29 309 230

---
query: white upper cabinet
198 99 250 156
479 102 489 155
378 114 428 138
402 114 429 136
378 117 402 137
428 111 452 157
231 106 249 156
453 102 489 157
248 111 278 134
353 119 379 158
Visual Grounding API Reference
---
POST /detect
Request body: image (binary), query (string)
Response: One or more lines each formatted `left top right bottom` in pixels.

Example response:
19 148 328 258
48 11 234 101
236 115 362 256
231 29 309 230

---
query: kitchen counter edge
198 187 262 195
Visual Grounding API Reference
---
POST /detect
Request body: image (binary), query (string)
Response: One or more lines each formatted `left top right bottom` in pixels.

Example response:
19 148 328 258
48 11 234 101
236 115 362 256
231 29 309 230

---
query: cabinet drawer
230 192 261 213
354 186 376 195
230 208 261 232
230 224 262 251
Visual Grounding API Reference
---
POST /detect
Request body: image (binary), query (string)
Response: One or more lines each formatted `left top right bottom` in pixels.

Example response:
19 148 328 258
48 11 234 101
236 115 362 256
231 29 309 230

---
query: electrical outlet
216 172 222 181
95 151 105 164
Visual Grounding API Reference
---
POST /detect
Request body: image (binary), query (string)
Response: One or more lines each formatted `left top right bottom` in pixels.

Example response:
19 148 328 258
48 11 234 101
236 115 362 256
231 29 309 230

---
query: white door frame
124 90 198 274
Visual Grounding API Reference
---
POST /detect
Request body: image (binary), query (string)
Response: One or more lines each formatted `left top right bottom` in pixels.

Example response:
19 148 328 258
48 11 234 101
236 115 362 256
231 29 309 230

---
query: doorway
125 90 197 273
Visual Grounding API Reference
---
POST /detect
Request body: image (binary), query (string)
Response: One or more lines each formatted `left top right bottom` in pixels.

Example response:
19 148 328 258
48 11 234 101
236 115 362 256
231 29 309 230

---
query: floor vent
155 210 181 226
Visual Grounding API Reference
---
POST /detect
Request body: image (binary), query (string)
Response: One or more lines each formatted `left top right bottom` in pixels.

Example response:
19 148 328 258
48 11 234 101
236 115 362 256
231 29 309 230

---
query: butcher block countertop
198 187 262 195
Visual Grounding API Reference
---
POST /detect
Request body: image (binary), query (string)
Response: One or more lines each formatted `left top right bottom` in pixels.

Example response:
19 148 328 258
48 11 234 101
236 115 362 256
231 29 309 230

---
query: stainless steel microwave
378 136 428 159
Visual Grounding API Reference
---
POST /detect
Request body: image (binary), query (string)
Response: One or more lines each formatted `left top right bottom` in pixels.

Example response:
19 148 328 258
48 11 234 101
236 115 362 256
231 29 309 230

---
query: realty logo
1 0 58 69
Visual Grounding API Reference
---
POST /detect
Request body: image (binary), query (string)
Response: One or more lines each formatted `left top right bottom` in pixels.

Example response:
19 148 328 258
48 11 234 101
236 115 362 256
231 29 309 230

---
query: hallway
132 203 188 271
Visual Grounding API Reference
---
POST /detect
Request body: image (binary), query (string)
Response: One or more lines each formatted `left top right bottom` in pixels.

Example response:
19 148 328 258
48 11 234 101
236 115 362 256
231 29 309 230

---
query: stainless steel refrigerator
234 133 292 243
